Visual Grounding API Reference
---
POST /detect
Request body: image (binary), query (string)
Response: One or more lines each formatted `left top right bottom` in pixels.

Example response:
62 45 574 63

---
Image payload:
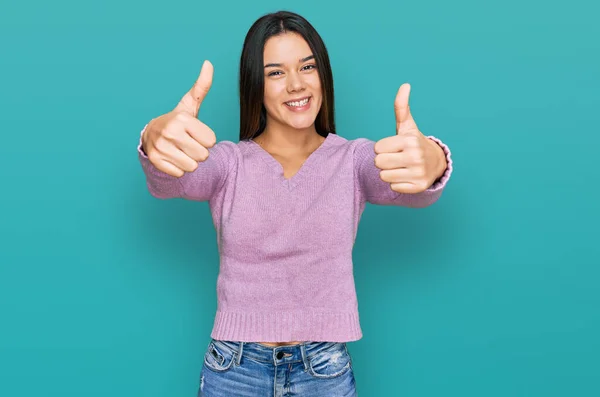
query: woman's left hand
374 83 447 194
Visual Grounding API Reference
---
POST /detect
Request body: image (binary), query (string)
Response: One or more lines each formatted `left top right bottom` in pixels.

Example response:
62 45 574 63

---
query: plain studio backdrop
1 0 598 396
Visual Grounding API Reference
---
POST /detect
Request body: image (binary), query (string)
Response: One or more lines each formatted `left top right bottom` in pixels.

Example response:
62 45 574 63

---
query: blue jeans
198 339 358 396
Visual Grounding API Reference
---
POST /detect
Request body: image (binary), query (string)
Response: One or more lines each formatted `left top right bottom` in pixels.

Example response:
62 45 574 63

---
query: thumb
175 60 214 117
394 83 417 134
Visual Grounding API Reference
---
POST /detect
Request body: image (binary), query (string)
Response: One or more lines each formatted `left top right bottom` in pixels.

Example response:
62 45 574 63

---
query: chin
287 119 316 130
284 112 319 129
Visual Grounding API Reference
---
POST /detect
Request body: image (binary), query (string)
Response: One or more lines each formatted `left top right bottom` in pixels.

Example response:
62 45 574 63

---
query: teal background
1 0 599 395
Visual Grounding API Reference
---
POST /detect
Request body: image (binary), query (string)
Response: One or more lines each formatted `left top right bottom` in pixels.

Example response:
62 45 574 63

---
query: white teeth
286 98 309 107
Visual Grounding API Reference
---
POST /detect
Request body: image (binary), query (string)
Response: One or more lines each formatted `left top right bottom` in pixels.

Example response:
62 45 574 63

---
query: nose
287 71 306 93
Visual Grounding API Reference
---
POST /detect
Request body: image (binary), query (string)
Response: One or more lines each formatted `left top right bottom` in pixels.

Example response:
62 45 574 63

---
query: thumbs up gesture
142 60 217 177
374 84 447 194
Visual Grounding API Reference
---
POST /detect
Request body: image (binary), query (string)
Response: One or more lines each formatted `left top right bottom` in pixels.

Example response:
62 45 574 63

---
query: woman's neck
255 124 323 155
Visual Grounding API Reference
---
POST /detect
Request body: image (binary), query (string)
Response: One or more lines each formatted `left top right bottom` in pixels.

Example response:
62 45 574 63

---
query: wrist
140 123 150 156
429 138 447 180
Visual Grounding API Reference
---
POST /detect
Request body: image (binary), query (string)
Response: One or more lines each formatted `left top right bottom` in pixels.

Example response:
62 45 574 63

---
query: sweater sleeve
354 136 453 207
137 124 236 201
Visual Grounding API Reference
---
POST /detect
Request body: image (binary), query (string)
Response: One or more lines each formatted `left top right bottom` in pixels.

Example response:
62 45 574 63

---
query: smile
284 96 311 111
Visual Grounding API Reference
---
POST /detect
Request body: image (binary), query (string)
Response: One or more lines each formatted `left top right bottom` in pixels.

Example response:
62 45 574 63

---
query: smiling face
262 32 323 133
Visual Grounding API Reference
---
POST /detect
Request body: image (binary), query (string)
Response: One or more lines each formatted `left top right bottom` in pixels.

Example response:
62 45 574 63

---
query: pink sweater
137 128 453 342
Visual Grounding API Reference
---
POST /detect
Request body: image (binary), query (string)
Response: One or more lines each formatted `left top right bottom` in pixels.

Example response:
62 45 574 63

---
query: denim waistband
209 339 348 368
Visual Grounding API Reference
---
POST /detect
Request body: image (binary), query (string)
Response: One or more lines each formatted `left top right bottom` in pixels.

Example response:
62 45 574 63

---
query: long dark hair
238 10 336 141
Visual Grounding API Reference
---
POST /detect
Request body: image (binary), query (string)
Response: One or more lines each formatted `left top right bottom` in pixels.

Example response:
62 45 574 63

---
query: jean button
276 351 284 359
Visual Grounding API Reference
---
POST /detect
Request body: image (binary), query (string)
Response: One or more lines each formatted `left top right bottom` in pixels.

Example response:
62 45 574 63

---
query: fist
374 83 446 194
142 60 217 178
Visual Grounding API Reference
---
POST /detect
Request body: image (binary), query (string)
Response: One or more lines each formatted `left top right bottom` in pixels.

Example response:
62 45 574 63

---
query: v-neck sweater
137 127 453 342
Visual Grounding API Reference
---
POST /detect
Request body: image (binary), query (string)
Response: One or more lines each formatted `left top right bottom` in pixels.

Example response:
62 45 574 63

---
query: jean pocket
203 340 236 373
307 343 353 379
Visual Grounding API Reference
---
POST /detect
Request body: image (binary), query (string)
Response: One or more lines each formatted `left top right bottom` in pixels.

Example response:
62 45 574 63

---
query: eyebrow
264 55 315 68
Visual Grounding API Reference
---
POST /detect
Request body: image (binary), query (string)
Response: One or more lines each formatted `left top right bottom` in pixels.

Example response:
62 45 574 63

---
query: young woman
138 10 452 397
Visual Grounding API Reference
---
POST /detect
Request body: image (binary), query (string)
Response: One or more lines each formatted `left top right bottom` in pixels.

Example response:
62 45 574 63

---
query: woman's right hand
141 60 217 178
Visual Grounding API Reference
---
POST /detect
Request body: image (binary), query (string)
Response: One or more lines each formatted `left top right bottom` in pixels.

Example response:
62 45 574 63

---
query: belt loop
236 341 244 366
300 343 309 371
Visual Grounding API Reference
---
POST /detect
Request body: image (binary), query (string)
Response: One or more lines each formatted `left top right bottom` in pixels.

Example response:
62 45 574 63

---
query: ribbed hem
210 310 363 343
